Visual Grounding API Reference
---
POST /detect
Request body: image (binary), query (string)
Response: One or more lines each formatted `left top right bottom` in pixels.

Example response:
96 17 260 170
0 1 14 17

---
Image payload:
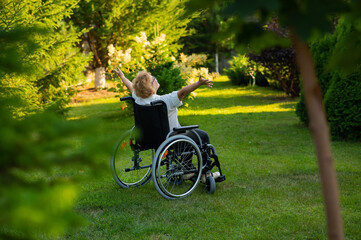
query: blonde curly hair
133 71 156 98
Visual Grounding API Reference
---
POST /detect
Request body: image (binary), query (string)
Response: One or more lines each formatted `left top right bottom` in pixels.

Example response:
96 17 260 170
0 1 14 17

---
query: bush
248 47 300 97
324 71 361 140
295 33 336 125
148 61 187 96
224 55 253 86
255 71 270 87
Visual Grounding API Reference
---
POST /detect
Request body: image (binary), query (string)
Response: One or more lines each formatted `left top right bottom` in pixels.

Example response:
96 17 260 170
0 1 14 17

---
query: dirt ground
71 84 118 103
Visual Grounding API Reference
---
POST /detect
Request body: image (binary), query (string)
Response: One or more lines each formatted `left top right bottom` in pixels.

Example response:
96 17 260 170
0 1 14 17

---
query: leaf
121 102 127 110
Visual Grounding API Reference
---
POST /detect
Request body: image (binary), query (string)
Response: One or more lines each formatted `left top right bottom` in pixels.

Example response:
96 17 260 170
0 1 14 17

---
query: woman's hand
114 67 134 92
114 67 125 78
177 74 213 101
198 74 213 88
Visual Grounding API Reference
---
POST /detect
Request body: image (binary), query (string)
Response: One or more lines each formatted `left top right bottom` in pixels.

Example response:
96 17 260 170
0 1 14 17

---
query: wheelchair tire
110 129 152 188
205 175 216 194
152 135 202 199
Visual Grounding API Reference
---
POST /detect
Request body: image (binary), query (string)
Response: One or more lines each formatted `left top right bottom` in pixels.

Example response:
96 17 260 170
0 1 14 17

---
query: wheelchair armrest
173 125 199 132
120 96 134 102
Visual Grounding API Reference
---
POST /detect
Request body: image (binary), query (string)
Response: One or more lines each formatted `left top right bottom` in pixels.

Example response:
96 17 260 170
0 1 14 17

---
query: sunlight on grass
180 102 295 116
196 88 284 98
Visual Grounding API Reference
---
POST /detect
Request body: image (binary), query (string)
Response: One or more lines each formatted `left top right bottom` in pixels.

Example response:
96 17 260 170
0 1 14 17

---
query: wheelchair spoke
153 137 202 199
111 131 152 188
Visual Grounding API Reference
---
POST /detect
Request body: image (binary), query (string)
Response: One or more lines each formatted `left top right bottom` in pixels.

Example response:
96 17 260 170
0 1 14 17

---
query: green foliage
324 71 361 140
328 18 361 74
174 53 217 86
295 19 361 130
224 54 266 87
255 71 270 87
295 95 309 125
0 27 41 76
186 0 354 60
72 0 193 69
224 55 252 86
0 2 106 237
0 97 109 239
249 47 300 97
0 0 91 116
296 32 337 125
149 62 187 97
179 4 234 71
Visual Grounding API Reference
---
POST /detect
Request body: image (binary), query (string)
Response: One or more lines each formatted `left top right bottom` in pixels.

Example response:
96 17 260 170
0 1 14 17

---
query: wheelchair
110 96 225 199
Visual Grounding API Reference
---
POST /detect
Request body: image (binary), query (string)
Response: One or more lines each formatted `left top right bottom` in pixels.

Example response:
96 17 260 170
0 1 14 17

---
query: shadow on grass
67 101 133 120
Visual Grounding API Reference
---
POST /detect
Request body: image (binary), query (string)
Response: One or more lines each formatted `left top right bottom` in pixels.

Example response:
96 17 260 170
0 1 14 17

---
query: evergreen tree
0 0 91 116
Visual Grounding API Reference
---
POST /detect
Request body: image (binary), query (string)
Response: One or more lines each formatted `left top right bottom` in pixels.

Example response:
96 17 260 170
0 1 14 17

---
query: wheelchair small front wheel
111 129 152 188
205 175 216 194
152 135 202 199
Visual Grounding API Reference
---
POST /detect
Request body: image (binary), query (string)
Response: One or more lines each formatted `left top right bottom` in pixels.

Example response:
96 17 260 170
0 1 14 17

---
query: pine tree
0 0 91 116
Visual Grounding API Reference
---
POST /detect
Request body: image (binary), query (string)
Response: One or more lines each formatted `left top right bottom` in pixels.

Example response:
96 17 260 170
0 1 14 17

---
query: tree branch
87 31 102 67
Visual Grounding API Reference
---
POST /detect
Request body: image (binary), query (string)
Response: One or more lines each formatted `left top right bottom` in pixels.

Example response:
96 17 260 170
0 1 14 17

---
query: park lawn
66 76 361 239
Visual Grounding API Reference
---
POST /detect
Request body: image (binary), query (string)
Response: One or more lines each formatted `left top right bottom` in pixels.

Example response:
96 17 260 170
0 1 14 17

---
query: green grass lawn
66 76 361 239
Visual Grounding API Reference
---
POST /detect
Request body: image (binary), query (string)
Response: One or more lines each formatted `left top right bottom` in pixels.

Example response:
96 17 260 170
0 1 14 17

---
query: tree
0 1 108 238
71 0 194 88
187 0 361 239
0 0 90 116
180 4 234 73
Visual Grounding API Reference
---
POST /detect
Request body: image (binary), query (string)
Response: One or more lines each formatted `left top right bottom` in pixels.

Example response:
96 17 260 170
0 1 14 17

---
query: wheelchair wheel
152 135 202 199
205 175 216 194
111 129 152 188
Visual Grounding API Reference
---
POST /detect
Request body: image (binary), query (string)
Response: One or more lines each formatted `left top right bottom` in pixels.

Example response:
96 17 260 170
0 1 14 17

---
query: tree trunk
86 69 95 84
292 33 344 240
215 48 219 73
94 67 106 89
250 71 256 87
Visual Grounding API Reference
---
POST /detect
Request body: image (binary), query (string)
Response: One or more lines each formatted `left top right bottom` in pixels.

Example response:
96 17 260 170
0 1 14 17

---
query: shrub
324 71 361 140
295 33 336 125
248 47 300 97
148 61 187 96
174 53 216 85
255 71 270 87
224 55 253 86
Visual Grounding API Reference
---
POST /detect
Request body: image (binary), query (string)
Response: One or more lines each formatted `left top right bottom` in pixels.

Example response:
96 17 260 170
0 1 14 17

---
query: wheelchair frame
110 96 225 199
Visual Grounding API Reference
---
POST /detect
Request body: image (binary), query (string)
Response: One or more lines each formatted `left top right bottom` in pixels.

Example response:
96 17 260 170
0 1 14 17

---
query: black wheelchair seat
133 100 170 150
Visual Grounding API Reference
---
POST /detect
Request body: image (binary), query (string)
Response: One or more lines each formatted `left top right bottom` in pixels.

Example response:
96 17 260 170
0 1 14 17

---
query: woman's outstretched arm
177 75 213 101
114 67 134 93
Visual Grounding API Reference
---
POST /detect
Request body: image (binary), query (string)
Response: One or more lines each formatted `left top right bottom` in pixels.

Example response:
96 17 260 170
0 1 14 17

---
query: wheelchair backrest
133 100 170 150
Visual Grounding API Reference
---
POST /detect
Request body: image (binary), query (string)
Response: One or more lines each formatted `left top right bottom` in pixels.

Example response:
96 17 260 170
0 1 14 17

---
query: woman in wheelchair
111 67 225 199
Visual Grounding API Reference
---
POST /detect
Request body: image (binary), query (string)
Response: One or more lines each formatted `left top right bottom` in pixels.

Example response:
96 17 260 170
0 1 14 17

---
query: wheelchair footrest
215 174 226 183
